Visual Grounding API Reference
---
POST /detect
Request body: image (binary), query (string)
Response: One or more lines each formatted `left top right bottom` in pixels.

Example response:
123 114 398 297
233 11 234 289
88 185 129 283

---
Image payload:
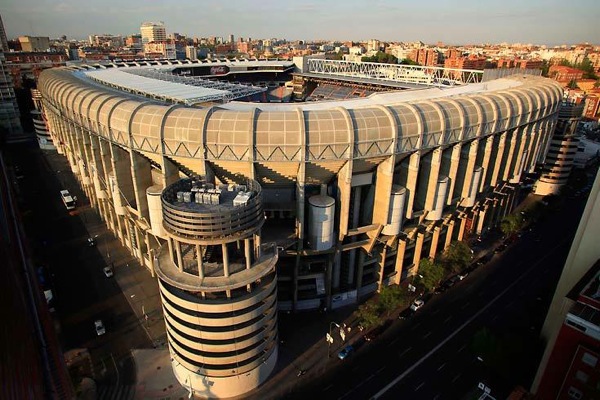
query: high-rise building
0 14 8 52
140 21 167 44
532 171 600 398
185 45 197 61
0 52 23 140
18 36 50 52
228 34 234 44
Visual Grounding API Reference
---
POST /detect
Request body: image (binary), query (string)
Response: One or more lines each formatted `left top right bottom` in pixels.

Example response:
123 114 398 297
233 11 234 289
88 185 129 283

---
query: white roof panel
83 69 229 104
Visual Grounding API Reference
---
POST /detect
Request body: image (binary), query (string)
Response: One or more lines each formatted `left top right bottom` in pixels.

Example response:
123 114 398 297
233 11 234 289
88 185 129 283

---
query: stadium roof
81 67 268 105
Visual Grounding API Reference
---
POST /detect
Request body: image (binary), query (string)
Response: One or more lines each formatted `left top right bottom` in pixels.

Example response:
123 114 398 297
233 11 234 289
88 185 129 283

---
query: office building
0 14 8 52
18 36 50 52
533 170 600 398
141 22 167 44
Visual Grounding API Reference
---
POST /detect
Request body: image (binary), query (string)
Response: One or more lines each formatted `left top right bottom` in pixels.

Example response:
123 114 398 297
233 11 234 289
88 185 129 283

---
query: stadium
38 57 563 397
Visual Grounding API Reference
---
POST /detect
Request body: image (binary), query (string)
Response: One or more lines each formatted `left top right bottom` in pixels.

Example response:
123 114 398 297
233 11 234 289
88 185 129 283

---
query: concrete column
490 133 507 187
244 238 252 270
445 144 462 205
394 239 407 284
458 216 467 241
502 132 518 182
476 207 487 234
222 243 230 277
167 237 174 265
144 232 152 273
196 245 204 279
134 223 143 261
405 153 420 219
356 250 365 294
460 140 480 200
130 151 153 222
292 254 300 310
444 220 455 250
254 233 262 259
377 246 387 292
372 156 395 226
479 136 495 192
175 240 183 272
429 226 441 260
424 148 443 211
412 233 425 273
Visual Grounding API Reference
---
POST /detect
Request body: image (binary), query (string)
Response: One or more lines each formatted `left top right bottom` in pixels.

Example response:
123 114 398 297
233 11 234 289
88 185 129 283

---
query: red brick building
409 48 440 66
549 65 585 83
444 54 487 70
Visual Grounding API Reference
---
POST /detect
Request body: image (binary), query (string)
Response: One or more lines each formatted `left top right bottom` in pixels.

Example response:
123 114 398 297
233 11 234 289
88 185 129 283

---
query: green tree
399 58 420 66
567 79 579 89
500 214 524 236
415 258 444 293
378 285 408 315
443 241 472 274
361 51 398 64
356 302 380 329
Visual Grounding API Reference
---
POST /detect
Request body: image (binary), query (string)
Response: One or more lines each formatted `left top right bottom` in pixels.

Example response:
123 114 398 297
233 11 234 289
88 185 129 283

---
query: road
285 183 590 400
7 144 152 394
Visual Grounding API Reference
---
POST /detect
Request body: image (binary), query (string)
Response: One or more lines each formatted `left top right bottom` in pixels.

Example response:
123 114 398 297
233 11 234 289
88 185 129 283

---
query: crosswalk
97 384 135 400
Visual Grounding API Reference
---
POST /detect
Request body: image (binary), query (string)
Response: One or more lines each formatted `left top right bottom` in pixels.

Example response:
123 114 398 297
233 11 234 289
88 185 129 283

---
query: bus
60 189 76 210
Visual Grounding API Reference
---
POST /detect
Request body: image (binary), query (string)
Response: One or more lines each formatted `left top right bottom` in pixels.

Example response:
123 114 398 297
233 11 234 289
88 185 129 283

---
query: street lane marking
437 363 446 371
410 322 421 330
352 365 361 372
370 241 569 399
387 337 400 347
432 309 440 315
461 302 470 309
423 331 432 339
415 382 425 391
452 373 461 383
376 366 386 374
458 344 467 353
398 347 412 358
444 315 452 323
324 384 333 391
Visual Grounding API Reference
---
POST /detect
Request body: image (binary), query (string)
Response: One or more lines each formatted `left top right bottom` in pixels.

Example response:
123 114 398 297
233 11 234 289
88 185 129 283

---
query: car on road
337 345 354 360
458 272 469 280
494 244 507 253
94 320 106 336
103 267 114 278
410 299 425 312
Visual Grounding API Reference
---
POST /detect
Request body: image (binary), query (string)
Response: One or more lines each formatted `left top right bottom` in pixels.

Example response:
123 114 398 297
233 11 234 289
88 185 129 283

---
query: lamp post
326 321 342 358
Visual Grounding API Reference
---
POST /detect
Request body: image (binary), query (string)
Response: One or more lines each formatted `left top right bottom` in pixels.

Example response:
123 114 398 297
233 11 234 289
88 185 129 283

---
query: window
576 370 589 383
582 352 598 367
567 386 582 400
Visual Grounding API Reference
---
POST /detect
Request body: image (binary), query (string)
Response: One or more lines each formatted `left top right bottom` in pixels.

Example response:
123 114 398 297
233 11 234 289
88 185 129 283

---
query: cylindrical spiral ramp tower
535 100 584 196
154 178 278 398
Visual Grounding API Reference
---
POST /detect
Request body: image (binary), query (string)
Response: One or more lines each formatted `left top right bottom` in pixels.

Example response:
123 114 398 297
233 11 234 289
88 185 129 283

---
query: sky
2 0 599 45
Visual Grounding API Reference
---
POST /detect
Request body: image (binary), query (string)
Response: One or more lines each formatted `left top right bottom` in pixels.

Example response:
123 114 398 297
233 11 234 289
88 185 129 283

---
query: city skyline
1 0 599 45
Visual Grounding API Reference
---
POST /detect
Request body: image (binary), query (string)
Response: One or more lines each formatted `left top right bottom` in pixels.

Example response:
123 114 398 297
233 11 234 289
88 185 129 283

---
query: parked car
87 237 96 247
103 267 114 278
494 244 507 253
410 299 425 312
94 320 106 336
338 345 354 360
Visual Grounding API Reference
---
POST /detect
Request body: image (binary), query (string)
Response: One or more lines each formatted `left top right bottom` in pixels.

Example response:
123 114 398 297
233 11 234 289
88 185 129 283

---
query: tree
378 285 407 315
443 241 472 274
399 58 420 66
415 258 444 293
361 51 398 64
356 302 380 329
500 214 524 236
567 79 579 89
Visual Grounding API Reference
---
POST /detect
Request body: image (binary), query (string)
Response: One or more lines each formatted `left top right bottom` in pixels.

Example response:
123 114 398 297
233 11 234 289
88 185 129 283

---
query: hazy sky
2 0 599 45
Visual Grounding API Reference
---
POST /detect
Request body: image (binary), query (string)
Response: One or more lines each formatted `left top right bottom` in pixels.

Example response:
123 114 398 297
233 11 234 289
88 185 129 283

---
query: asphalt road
7 144 152 388
286 183 591 400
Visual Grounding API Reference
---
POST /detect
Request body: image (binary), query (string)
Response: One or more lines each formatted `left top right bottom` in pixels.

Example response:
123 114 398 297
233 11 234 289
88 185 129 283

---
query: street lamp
326 321 344 358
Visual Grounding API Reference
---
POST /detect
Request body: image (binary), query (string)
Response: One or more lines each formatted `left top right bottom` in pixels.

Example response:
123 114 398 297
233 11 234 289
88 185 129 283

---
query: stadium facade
38 59 563 397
